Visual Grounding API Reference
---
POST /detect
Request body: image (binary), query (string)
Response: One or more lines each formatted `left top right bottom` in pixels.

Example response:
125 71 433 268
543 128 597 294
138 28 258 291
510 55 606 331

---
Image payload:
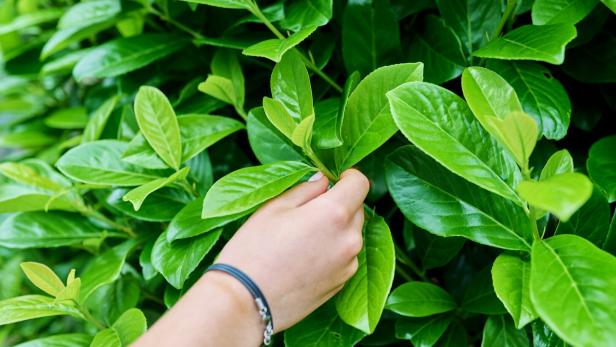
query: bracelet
206 263 274 345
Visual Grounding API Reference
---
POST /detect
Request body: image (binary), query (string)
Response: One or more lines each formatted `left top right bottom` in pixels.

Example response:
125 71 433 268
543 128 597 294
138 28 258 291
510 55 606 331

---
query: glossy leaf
386 282 456 317
179 115 244 162
95 188 187 222
122 167 189 211
540 149 574 180
242 26 317 62
530 235 616 346
263 97 297 139
0 295 83 325
462 267 507 315
90 329 121 347
586 135 616 202
484 111 539 171
492 254 537 328
270 50 313 122
112 308 147 345
246 107 305 164
556 187 611 250
82 96 118 143
395 315 453 347
19 262 65 297
80 241 137 301
481 315 529 347
532 321 569 347
41 21 115 60
12 333 92 347
58 0 120 29
532 0 599 25
180 0 254 10
280 0 333 32
44 107 88 129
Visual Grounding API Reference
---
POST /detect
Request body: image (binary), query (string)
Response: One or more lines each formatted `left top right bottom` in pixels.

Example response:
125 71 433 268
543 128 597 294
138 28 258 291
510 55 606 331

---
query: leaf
270 50 314 122
280 0 333 32
55 278 81 302
179 114 244 162
435 322 467 347
12 333 92 347
198 76 236 105
0 184 76 213
0 295 83 325
603 0 616 12
246 107 305 164
342 0 401 76
152 229 222 289
395 315 453 347
82 96 118 143
284 300 365 347
336 63 423 171
73 34 187 81
122 167 189 211
413 228 465 270
586 135 616 202
121 134 168 170
179 0 254 10
486 60 572 140
201 161 315 219
386 282 456 317
44 107 88 129
112 308 147 345
481 315 530 347
0 9 63 36
562 33 616 83
532 0 599 25
90 329 121 347
462 267 507 315
242 26 317 62
312 98 342 149
0 212 105 249
532 321 570 347
540 149 574 180
388 82 524 206
472 24 577 65
517 172 593 222
0 162 64 192
41 20 115 60
263 97 297 139
58 0 121 29
556 187 611 249
530 234 616 346
56 140 164 186
492 254 538 328
291 114 315 148
484 112 539 171
95 188 187 223
408 15 466 84
336 213 395 333
20 262 65 297
134 86 182 170
386 146 533 250
211 49 245 107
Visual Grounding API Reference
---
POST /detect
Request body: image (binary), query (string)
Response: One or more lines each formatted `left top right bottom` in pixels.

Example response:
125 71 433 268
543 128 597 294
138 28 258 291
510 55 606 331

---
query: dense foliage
1 0 615 346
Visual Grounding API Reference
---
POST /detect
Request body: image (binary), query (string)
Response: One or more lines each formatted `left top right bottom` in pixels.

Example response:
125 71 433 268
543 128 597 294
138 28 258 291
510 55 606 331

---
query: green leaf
532 0 599 25
556 187 611 249
603 0 616 12
152 229 222 289
492 254 538 328
532 321 570 347
484 111 539 171
0 212 105 249
284 300 365 347
336 213 395 333
0 9 63 36
472 24 577 65
395 315 453 347
95 188 187 222
481 315 530 347
291 114 315 148
122 167 189 211
198 76 236 105
540 149 574 180
435 322 467 347
263 97 297 139
408 15 466 84
199 49 246 113
0 184 76 213
280 0 333 32
336 63 423 171
20 262 65 297
586 135 616 202
386 282 456 317
58 0 121 29
530 234 616 346
0 162 65 192
180 0 254 10
134 86 182 170
44 107 88 129
90 329 121 347
112 308 147 345
342 0 400 76
41 49 92 77
121 134 168 170
0 295 83 325
312 98 342 149
562 33 616 83
386 146 533 250
179 114 244 162
388 82 524 206
242 26 317 62
517 172 593 222
82 96 118 143
413 228 465 270
246 107 305 164
462 267 507 315
41 20 115 60
56 140 164 186
73 34 187 81
201 161 315 219
486 60 571 140
12 333 92 347
55 277 80 302
270 50 314 123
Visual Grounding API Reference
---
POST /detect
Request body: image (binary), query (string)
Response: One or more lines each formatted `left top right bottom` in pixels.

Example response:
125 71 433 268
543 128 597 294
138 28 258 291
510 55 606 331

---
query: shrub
1 0 615 346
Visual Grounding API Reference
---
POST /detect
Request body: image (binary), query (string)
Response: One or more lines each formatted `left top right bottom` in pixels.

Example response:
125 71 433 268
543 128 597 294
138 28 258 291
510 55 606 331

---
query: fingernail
308 172 323 182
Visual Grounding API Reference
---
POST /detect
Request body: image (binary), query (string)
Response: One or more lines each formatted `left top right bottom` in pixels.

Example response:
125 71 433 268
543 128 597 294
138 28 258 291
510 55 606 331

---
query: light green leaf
246 107 305 164
20 262 65 297
530 234 616 346
152 229 222 289
242 26 317 62
55 278 81 302
492 254 538 328
337 63 423 171
481 315 530 347
603 0 616 13
90 329 121 347
179 114 244 162
41 20 115 60
0 295 83 325
532 0 599 25
395 315 453 347
587 135 616 202
58 0 121 29
112 308 147 345
386 282 456 317
0 9 63 36
312 98 342 149
263 97 297 139
517 172 593 221
0 162 64 192
388 82 524 206
336 213 395 333
134 86 182 170
202 161 315 219
12 333 92 347
484 111 539 171
291 114 315 148
270 50 314 122
473 24 577 65
0 183 73 213
179 0 254 10
198 75 235 105
56 140 164 186
280 0 333 32
122 167 189 211
95 188 187 223
540 149 574 180
44 107 88 129
121 134 168 170
82 96 118 143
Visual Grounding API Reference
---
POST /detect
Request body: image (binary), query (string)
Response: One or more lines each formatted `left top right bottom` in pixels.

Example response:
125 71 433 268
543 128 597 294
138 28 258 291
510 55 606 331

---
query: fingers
318 169 369 214
268 172 329 209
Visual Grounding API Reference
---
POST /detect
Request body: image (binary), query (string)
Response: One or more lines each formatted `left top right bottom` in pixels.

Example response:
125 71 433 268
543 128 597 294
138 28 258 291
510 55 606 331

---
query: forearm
134 272 263 347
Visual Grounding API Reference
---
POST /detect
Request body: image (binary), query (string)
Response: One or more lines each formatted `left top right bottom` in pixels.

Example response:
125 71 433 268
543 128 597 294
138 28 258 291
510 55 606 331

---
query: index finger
319 169 370 212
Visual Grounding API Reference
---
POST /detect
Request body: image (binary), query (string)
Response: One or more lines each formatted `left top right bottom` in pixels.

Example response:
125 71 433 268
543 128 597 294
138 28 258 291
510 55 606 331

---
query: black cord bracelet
206 263 274 345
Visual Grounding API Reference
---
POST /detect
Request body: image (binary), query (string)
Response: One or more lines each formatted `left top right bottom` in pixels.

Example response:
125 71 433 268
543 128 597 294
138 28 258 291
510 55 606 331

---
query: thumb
271 171 329 209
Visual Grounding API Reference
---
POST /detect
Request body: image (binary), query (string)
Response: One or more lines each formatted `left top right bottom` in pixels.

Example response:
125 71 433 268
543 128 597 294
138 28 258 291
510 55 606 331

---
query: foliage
1 0 615 346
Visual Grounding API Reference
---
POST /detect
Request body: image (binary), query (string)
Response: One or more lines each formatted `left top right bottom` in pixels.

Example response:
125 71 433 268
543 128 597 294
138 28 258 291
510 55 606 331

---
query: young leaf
481 315 530 347
517 172 593 221
90 329 121 347
540 149 573 180
246 107 305 164
201 161 315 219
395 315 453 346
122 167 189 211
532 0 599 25
472 24 577 65
388 82 524 206
242 26 317 62
112 308 147 345
336 63 423 171
134 86 182 170
386 282 456 317
492 254 537 329
0 295 83 325
198 75 236 105
55 278 81 302
586 135 616 202
270 50 314 122
82 96 119 143
291 114 315 148
530 235 616 346
484 111 539 171
20 262 65 297
263 97 297 139
336 213 395 333
211 49 245 111
0 162 63 192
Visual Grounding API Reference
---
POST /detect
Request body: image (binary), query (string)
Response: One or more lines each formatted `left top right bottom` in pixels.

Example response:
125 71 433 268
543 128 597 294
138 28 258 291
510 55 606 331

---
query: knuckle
346 258 359 279
343 233 364 257
325 202 350 224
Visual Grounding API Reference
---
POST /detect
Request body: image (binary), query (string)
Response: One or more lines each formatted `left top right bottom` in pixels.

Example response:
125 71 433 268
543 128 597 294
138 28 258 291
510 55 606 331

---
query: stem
305 147 338 182
395 265 413 282
78 305 106 330
81 207 136 238
492 0 518 39
149 7 204 40
528 207 541 240
234 106 248 121
394 243 430 282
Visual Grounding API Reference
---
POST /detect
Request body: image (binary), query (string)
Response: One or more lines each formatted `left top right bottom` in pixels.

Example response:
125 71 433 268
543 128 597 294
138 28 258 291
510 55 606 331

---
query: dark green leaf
462 267 507 315
247 107 305 164
395 314 453 347
481 315 529 347
414 228 465 270
242 26 317 62
556 187 611 248
492 254 537 328
80 240 137 301
386 282 456 317
280 0 333 32
586 135 616 202
562 33 616 83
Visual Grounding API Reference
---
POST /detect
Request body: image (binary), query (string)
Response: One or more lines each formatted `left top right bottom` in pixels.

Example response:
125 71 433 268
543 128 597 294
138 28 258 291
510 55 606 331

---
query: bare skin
135 169 370 347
